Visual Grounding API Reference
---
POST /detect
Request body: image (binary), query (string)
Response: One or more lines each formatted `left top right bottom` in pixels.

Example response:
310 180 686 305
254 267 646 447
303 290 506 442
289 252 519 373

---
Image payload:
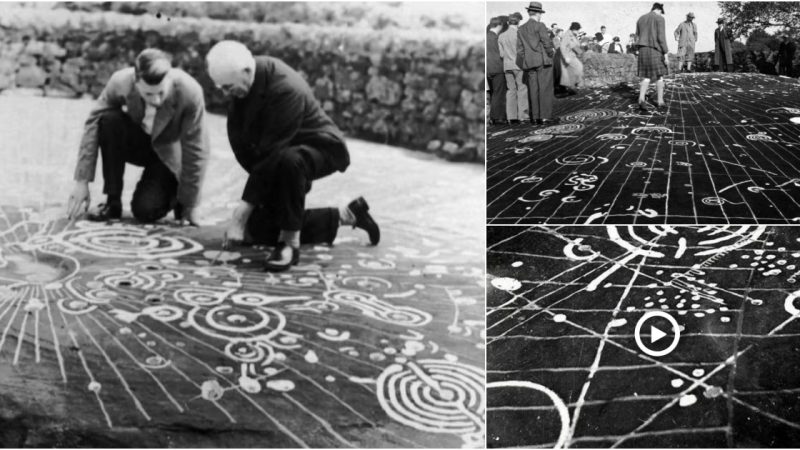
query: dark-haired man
66 48 209 224
205 40 379 272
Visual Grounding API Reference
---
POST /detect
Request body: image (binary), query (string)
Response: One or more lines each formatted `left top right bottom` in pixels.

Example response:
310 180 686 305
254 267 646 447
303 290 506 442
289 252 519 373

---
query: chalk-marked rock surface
0 96 485 447
488 73 800 225
487 225 800 448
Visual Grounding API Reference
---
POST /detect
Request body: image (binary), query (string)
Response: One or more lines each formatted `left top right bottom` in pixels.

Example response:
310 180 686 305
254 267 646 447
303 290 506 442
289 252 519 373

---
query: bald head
206 40 257 98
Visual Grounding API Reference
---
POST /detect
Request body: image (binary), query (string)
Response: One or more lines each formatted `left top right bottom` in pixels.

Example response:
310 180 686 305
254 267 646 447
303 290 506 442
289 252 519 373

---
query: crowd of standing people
487 2 799 126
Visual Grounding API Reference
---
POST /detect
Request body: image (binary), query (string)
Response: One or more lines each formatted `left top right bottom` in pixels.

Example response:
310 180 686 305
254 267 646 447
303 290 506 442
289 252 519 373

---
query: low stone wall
0 8 485 162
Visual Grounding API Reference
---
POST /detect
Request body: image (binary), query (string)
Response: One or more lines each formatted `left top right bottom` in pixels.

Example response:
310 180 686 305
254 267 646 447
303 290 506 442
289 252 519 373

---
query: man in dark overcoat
206 41 380 272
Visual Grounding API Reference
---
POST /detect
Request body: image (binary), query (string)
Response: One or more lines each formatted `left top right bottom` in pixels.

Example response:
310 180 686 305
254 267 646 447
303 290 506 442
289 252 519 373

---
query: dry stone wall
0 8 485 162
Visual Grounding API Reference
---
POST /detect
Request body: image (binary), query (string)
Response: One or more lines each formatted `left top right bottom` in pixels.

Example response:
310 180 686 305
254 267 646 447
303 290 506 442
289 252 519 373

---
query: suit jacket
498 26 521 71
74 68 209 207
714 26 734 64
636 11 668 54
227 56 349 174
516 19 554 70
674 21 697 47
487 31 504 75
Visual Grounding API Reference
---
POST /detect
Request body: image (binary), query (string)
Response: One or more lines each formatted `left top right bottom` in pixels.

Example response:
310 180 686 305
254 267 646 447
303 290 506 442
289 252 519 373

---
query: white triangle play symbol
650 325 666 343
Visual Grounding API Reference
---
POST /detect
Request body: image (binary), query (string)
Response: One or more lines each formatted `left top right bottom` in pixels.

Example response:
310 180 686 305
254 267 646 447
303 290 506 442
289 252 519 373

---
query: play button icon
650 325 666 343
635 311 680 357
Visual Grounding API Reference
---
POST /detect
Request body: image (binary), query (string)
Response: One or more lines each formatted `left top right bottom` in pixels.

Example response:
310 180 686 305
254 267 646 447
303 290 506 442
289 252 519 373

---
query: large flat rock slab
487 226 800 448
488 73 800 225
0 96 485 447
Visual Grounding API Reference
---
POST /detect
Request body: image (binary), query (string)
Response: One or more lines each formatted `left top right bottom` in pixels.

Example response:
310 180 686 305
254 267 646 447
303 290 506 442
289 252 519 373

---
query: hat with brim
526 2 545 13
687 12 695 18
716 18 724 24
652 2 664 14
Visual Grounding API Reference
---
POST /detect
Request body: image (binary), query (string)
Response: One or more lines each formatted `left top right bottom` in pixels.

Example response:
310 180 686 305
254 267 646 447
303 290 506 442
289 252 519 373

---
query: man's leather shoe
509 119 521 125
87 203 122 221
348 197 380 245
532 119 543 125
541 118 560 125
264 242 300 272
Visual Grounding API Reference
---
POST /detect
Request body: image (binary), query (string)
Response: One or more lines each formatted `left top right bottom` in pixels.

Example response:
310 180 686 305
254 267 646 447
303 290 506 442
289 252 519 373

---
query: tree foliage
718 1 800 38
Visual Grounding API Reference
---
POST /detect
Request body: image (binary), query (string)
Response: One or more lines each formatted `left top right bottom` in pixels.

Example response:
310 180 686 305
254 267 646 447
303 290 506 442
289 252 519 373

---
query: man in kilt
635 3 669 111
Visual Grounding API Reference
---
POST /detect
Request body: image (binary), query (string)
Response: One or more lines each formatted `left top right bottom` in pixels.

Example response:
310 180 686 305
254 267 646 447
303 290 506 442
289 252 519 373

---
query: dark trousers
242 145 340 246
525 65 554 121
718 51 731 72
779 56 793 76
97 110 177 223
488 73 507 122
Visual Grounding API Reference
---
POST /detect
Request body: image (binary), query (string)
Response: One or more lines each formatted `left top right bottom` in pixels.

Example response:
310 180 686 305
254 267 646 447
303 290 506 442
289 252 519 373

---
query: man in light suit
498 12 529 124
206 41 379 272
66 49 209 225
674 12 698 72
516 1 558 125
635 3 669 110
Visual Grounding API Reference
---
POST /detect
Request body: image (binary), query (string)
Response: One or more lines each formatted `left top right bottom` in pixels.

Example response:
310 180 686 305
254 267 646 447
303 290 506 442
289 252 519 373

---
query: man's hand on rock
223 201 255 248
66 181 90 220
176 205 202 227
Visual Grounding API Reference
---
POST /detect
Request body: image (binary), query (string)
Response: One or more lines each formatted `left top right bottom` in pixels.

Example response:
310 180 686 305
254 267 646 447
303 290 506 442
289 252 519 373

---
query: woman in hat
626 33 638 54
594 32 604 52
608 36 624 54
560 22 585 94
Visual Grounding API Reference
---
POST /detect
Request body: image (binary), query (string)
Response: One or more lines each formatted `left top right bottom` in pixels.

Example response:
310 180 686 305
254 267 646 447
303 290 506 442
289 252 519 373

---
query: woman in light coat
560 22 585 92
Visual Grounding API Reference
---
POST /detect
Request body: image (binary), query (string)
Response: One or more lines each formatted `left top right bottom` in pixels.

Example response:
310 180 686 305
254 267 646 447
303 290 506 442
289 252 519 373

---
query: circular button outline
634 311 680 357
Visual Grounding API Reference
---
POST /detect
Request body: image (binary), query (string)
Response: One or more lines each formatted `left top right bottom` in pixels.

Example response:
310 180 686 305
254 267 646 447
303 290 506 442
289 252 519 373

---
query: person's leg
574 58 585 89
515 70 529 122
638 79 651 104
247 206 339 246
656 76 665 105
91 110 156 220
244 146 377 270
527 69 541 122
130 153 178 223
539 65 554 120
489 74 507 123
504 72 518 122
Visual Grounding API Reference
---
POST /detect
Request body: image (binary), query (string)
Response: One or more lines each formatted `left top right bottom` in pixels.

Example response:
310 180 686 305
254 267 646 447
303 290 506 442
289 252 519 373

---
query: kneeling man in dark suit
206 41 380 272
